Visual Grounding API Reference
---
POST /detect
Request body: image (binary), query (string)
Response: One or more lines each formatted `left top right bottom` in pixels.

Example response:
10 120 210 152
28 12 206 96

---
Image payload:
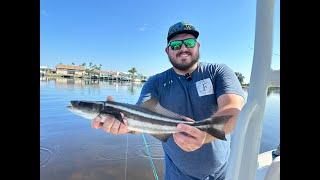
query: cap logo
184 24 193 30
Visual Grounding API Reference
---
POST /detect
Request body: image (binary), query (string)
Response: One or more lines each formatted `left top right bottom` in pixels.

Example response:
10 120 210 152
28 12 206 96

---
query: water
40 77 280 180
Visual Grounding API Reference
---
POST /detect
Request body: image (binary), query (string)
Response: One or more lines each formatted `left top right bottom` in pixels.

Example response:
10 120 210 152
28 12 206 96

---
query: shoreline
40 74 147 82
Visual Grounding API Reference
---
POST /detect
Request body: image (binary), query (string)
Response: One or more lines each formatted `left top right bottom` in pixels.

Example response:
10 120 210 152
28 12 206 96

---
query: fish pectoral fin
150 133 171 142
100 106 124 123
140 98 182 119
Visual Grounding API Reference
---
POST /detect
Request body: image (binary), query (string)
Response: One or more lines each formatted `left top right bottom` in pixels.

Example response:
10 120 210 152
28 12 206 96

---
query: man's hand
173 117 213 152
91 96 130 135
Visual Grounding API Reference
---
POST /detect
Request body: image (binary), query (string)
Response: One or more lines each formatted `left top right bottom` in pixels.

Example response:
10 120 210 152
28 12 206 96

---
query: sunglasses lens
184 38 196 48
168 38 197 50
169 41 183 50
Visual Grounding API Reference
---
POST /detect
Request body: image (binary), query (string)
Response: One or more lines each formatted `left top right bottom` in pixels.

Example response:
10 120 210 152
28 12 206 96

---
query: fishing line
142 133 159 180
125 134 128 180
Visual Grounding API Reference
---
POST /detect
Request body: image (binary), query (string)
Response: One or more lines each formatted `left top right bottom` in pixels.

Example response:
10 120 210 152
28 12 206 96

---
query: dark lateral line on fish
99 110 188 127
104 101 184 121
102 104 188 124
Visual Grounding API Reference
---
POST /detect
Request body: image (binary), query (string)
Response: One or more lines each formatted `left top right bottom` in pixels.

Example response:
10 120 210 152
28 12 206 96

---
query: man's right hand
91 96 130 135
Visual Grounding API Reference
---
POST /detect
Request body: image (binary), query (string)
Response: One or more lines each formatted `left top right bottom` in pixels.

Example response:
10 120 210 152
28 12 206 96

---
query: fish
67 98 233 142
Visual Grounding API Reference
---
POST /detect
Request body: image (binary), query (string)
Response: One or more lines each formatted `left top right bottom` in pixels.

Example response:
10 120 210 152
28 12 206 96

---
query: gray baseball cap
167 22 199 43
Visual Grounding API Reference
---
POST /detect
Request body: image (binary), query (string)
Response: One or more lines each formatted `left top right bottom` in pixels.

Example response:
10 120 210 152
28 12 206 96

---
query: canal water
40 77 280 180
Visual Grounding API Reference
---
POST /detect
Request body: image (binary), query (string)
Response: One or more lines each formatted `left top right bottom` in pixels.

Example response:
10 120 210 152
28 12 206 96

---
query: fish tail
205 127 227 141
194 115 233 141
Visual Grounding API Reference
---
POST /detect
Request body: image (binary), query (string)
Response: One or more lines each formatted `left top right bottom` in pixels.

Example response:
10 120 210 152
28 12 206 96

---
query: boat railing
225 0 279 179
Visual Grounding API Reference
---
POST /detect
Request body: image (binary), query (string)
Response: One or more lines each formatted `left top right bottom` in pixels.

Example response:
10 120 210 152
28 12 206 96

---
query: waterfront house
118 72 131 81
40 66 50 76
55 64 85 78
98 70 118 80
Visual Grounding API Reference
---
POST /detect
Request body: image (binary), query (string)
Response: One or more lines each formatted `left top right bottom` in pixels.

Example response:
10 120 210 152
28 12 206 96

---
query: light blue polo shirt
136 62 245 180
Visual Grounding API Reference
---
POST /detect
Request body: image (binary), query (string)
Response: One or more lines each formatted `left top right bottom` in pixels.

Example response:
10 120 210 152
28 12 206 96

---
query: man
92 22 245 180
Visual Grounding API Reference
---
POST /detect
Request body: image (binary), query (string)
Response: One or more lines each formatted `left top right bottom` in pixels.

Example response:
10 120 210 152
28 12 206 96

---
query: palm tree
128 67 137 80
235 72 245 85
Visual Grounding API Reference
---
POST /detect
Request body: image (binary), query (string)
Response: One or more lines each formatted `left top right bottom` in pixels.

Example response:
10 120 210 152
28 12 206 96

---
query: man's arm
203 93 244 143
173 93 244 151
173 64 245 151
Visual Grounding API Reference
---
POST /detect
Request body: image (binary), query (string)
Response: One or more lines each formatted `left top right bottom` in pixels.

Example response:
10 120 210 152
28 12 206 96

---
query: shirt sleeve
214 64 245 99
136 74 159 105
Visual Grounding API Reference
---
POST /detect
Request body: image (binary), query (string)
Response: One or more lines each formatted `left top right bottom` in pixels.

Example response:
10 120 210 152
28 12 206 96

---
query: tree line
69 62 139 80
67 62 243 84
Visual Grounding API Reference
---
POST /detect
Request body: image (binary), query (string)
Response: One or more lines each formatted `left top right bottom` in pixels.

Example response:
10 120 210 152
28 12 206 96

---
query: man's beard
168 52 200 71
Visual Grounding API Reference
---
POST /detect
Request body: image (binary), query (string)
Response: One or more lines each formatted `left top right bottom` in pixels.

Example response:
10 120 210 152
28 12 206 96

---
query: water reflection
41 77 280 96
40 77 144 95
267 87 280 96
242 86 280 98
127 82 143 95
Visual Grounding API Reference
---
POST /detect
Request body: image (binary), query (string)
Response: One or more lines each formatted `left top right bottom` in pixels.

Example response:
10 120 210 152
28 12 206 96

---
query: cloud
139 27 146 31
138 24 148 32
41 10 48 16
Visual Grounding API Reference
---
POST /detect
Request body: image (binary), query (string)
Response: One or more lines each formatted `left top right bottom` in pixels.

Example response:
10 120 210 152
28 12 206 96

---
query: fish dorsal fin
140 98 182 119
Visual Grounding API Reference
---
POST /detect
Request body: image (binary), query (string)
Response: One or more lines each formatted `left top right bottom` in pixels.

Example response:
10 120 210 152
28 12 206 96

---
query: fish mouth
70 100 80 106
68 101 83 109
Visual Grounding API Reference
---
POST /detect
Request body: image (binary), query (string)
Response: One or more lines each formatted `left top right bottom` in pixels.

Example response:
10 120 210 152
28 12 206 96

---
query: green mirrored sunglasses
167 38 197 51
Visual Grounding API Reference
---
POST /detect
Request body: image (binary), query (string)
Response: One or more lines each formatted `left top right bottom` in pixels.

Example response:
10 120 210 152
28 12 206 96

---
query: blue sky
41 0 280 83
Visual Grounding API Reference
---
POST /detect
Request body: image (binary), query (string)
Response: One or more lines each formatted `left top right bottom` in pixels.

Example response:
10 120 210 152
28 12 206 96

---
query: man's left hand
173 123 209 152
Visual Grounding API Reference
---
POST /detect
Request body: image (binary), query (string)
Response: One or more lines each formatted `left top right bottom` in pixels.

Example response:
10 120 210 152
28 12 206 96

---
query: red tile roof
56 64 85 71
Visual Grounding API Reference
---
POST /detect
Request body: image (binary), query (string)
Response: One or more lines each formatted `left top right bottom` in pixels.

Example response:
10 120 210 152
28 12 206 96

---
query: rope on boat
142 133 159 180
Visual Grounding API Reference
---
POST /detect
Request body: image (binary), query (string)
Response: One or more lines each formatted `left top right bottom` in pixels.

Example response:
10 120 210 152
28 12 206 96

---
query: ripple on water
96 145 127 161
40 147 52 167
95 142 164 161
40 144 62 168
134 144 164 160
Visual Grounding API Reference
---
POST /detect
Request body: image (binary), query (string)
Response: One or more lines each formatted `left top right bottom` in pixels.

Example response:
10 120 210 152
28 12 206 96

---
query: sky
41 0 280 84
